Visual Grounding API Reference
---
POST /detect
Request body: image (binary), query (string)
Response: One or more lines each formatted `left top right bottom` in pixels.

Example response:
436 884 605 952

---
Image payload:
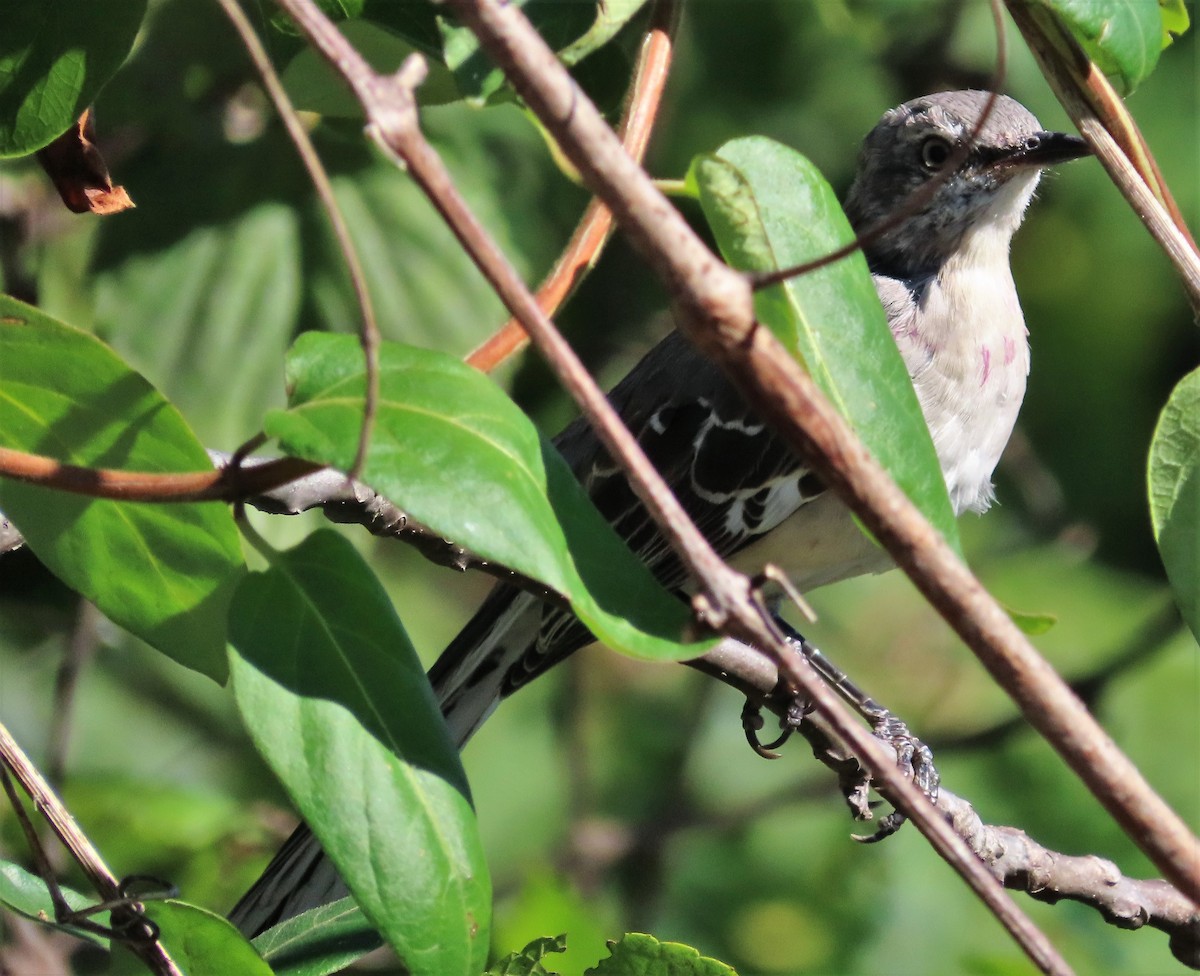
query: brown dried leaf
35 108 134 216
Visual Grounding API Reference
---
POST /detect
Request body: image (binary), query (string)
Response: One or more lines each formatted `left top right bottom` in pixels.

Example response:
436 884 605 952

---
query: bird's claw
852 713 940 843
741 696 810 759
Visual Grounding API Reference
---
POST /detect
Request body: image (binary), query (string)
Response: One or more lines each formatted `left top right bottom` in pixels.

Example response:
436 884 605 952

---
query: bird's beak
990 131 1092 171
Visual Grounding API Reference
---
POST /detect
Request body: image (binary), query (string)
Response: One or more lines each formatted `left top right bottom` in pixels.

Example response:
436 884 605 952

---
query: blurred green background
0 1 1197 973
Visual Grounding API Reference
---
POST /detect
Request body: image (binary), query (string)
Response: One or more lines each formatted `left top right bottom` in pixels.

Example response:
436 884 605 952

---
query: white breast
888 179 1035 515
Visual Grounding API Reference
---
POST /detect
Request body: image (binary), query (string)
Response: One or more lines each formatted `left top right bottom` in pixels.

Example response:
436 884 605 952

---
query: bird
228 90 1090 936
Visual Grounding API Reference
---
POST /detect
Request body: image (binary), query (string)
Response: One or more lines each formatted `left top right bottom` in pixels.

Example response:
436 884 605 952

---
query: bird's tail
226 584 544 938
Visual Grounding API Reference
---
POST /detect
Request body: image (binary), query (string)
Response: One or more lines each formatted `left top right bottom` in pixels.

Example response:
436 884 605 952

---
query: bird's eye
920 135 953 171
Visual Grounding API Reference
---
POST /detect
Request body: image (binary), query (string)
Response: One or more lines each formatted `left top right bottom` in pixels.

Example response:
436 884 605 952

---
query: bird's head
844 90 1090 278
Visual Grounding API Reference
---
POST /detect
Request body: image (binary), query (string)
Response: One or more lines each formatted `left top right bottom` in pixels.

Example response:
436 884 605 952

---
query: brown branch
435 0 1200 912
215 0 381 479
0 722 183 976
8 449 1190 960
695 638 1200 968
267 5 1072 973
466 0 680 372
46 601 102 789
0 445 321 503
1007 1 1200 313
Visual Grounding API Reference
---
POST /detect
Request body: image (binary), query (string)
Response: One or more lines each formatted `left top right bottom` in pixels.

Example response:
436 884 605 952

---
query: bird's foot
741 696 809 759
852 712 940 844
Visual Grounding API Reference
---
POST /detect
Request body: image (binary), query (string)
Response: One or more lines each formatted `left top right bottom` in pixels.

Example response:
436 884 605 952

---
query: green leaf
1004 605 1058 637
1159 0 1190 46
141 901 275 975
585 933 738 976
0 859 107 947
228 530 490 976
487 934 567 976
558 0 650 67
1033 0 1161 93
264 333 714 663
0 296 243 681
253 898 383 976
691 137 959 554
0 0 148 157
1148 367 1199 641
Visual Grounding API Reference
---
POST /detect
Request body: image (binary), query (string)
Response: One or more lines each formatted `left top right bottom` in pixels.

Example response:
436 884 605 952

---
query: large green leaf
263 333 712 662
691 137 959 553
228 530 490 976
0 296 243 681
1033 0 1161 93
1148 367 1199 641
0 0 148 157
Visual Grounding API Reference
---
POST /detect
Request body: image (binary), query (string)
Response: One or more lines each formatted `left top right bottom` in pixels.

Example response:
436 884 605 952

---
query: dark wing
498 330 827 693
556 329 826 591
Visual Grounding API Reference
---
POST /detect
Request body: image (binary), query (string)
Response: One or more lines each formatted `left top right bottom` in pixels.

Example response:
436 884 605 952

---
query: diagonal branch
1006 2 1200 313
435 0 1200 909
0 721 183 976
467 0 680 372
215 0 382 478
269 4 1075 972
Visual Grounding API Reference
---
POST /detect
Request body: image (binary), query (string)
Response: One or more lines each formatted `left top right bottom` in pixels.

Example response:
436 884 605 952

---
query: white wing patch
722 473 813 538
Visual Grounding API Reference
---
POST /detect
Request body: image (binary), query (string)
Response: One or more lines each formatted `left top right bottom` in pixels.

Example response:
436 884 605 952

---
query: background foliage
0 1 1197 973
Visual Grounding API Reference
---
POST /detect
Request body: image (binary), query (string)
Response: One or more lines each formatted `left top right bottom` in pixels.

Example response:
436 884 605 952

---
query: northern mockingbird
230 90 1089 936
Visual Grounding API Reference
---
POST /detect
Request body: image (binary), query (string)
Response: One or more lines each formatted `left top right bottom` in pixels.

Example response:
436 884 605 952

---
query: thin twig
267 4 1074 972
0 722 183 976
0 445 320 503
216 0 381 479
466 0 680 372
46 600 101 789
436 0 1200 910
1007 1 1200 313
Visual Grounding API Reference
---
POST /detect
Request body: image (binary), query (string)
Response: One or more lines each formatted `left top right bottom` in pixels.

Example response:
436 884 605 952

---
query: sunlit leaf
0 296 243 681
486 934 568 976
263 333 714 663
229 530 490 976
1003 604 1058 636
691 137 959 553
1033 0 1161 93
141 901 274 975
1159 0 1191 46
0 0 147 157
585 933 738 975
558 0 650 66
